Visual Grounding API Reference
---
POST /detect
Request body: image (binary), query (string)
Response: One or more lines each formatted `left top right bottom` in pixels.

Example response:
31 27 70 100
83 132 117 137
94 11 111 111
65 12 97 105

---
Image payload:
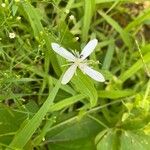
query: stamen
71 49 80 58
61 63 73 67
71 50 76 56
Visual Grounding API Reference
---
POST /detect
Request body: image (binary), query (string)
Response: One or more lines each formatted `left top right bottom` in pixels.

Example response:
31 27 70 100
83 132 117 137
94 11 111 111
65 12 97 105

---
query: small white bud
9 32 16 39
1 3 6 7
75 37 79 41
16 16 21 20
69 15 75 20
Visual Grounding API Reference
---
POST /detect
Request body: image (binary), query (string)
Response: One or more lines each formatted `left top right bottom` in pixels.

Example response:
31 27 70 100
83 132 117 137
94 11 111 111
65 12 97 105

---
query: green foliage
0 0 150 149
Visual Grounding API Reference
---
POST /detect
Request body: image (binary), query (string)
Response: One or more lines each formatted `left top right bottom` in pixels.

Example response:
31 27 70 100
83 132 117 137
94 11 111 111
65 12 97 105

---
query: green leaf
50 94 86 112
8 77 62 149
102 40 115 70
121 131 150 150
119 52 150 82
46 116 103 150
0 105 27 144
82 0 95 41
96 129 150 150
72 70 98 107
98 90 135 99
96 129 120 150
21 2 43 37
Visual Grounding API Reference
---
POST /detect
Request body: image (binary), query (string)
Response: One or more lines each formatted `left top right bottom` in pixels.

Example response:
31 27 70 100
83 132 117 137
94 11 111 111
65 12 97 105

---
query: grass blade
125 9 150 32
82 0 95 41
119 52 150 82
8 76 62 149
98 11 132 48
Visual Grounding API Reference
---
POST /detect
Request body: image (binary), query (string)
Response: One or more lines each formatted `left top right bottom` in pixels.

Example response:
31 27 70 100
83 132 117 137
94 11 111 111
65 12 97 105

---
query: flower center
74 58 83 66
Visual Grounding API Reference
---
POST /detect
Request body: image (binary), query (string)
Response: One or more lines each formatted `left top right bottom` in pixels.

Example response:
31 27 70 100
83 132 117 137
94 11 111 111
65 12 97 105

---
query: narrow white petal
51 43 75 61
61 64 77 84
80 39 98 60
79 64 105 82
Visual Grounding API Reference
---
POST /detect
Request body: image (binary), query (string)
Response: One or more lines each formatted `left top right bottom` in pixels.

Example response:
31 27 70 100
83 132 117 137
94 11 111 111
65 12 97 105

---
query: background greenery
0 0 150 149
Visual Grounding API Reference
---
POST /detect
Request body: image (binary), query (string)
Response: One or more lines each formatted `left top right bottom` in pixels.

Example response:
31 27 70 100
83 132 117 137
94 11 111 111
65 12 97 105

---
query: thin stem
87 114 109 129
135 40 150 77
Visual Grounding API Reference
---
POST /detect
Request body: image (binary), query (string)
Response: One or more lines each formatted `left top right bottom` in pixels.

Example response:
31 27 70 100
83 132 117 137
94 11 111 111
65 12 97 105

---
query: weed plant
0 0 150 149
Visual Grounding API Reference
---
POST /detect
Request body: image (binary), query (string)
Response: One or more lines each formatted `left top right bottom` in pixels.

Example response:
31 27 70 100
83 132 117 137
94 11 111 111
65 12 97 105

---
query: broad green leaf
96 129 150 150
95 129 108 144
0 105 27 144
121 131 150 150
46 116 103 150
48 138 95 150
96 129 120 150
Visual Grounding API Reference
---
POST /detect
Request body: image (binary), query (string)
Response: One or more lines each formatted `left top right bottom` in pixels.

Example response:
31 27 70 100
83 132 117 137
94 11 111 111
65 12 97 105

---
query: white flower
69 15 75 20
16 16 21 20
1 3 6 7
51 39 105 84
9 32 16 39
75 37 79 41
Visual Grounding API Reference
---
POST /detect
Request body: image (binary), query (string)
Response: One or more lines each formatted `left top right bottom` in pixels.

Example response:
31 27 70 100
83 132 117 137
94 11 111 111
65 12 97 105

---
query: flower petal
79 64 105 82
61 64 77 84
80 39 98 60
51 43 75 61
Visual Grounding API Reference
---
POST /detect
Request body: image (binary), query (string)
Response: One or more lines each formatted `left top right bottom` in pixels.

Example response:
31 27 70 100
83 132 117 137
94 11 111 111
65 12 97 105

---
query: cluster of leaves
0 0 150 149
